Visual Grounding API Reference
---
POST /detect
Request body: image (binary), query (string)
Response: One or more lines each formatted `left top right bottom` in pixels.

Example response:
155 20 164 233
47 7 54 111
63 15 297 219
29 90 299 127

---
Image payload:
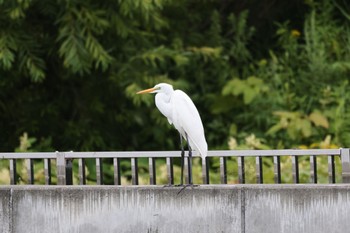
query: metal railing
1 149 350 185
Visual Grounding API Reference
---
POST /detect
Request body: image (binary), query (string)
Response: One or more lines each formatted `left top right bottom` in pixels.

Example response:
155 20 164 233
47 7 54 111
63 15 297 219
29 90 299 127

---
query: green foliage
222 76 269 105
266 110 329 141
1 0 350 184
57 7 113 73
226 10 255 63
0 33 16 70
215 0 350 149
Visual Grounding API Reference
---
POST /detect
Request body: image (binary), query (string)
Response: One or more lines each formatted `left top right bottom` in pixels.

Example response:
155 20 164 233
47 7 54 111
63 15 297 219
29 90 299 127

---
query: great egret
137 83 207 185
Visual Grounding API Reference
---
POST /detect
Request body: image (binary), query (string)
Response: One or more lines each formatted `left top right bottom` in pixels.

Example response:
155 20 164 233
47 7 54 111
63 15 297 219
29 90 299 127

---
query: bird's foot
177 184 198 195
162 183 188 188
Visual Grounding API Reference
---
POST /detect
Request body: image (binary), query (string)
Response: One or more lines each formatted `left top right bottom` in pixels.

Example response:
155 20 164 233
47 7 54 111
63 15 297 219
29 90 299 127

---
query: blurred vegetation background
0 0 350 184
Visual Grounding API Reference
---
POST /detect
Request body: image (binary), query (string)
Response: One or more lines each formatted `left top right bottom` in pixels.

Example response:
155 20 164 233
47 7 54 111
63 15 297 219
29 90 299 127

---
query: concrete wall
1 185 350 233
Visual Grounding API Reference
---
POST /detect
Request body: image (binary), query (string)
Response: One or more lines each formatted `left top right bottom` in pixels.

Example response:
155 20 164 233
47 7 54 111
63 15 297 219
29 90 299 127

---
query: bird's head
136 83 174 95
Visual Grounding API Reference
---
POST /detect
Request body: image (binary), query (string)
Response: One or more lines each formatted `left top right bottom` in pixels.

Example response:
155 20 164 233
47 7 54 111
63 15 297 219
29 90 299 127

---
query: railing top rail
0 149 342 159
209 149 341 157
0 152 57 159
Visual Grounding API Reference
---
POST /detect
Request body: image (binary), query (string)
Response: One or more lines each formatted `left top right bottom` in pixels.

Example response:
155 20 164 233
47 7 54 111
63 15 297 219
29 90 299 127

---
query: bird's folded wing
172 90 208 158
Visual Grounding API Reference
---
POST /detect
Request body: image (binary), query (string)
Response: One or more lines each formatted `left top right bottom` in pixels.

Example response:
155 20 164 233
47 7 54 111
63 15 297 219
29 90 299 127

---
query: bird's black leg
186 134 193 185
180 133 185 186
163 134 184 188
177 133 196 194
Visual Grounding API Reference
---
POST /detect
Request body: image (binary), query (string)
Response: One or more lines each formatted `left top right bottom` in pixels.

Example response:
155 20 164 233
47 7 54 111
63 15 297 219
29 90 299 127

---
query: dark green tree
0 0 349 154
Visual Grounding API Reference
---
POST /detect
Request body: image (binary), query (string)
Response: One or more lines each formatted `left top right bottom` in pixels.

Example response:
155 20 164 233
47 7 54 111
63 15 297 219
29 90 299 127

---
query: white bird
137 83 207 185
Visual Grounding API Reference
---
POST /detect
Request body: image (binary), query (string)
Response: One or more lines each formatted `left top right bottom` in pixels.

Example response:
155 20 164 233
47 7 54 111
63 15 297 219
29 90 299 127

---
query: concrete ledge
244 185 350 233
0 189 11 233
1 185 350 233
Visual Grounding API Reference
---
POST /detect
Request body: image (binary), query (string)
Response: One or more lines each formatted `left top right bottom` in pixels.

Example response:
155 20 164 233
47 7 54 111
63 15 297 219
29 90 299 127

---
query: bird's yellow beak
136 87 156 94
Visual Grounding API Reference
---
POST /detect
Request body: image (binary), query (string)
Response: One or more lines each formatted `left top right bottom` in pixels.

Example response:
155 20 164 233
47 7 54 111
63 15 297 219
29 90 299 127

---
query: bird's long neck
155 92 173 121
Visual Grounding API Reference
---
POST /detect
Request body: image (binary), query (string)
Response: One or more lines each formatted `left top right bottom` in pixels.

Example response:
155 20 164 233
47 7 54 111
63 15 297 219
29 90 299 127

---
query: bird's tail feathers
191 141 207 160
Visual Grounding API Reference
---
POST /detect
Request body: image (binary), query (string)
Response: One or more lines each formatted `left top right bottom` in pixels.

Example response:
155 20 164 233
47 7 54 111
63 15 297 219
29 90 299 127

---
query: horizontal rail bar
67 151 182 158
0 149 341 159
0 153 57 159
208 149 341 157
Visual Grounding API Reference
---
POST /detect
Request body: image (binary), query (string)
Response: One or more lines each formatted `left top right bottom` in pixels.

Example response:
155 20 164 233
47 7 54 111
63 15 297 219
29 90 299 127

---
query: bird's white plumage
152 83 207 158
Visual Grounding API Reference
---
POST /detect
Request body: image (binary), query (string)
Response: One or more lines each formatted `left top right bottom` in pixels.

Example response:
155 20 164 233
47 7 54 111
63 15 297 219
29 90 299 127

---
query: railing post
202 157 209 184
66 159 73 185
26 159 34 184
56 152 66 185
166 157 174 185
96 158 103 185
44 158 51 185
273 156 281 184
56 152 73 185
131 158 139 185
113 158 121 185
328 155 336 184
341 148 350 183
187 152 193 185
220 157 227 184
256 156 263 184
238 156 245 184
149 157 156 185
310 155 317 184
78 158 86 185
184 156 189 184
292 156 299 184
10 159 17 185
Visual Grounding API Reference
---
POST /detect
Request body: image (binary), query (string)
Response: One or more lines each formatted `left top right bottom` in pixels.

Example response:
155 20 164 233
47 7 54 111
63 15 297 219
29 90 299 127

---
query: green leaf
266 123 283 135
25 56 46 82
246 76 263 86
0 48 15 69
309 111 329 128
273 111 300 119
222 78 245 96
173 54 189 66
287 122 299 140
300 119 312 138
85 33 113 71
243 88 256 104
0 34 17 69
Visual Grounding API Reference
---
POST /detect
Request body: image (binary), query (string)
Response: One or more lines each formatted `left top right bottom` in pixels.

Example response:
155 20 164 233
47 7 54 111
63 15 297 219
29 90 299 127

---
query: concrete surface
0 189 11 233
0 185 350 233
244 185 350 233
